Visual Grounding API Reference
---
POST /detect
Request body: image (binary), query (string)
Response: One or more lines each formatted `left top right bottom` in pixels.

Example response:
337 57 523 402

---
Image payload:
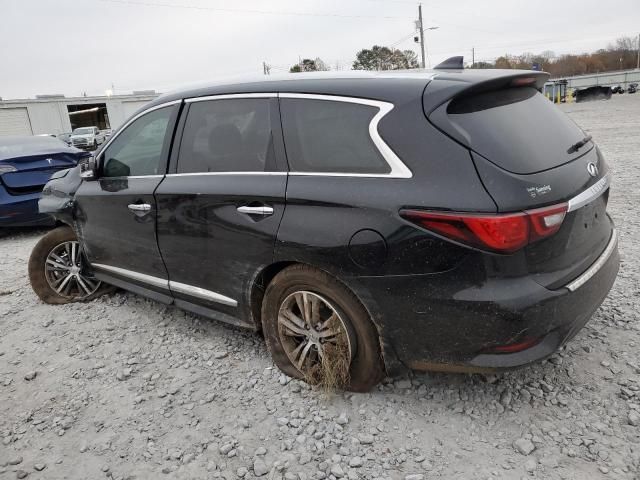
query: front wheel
262 265 385 392
28 226 108 304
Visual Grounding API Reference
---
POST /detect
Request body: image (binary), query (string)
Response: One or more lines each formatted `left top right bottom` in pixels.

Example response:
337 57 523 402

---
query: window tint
445 88 586 174
280 99 390 174
102 107 173 177
177 98 273 173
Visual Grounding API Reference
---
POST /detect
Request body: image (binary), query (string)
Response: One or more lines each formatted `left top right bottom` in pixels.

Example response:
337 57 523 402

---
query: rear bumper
0 183 53 227
347 228 619 374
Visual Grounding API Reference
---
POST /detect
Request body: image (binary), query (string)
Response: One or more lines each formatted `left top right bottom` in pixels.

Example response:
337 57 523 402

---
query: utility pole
637 33 639 70
472 47 475 68
418 4 426 68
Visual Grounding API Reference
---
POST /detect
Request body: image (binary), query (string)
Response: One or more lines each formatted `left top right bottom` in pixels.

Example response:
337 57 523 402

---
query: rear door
74 102 180 302
155 95 287 324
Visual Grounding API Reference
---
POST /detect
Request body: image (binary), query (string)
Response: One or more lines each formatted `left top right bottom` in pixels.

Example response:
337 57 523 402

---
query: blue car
0 136 90 227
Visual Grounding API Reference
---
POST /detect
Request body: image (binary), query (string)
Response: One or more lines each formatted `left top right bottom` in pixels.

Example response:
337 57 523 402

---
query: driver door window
102 106 174 177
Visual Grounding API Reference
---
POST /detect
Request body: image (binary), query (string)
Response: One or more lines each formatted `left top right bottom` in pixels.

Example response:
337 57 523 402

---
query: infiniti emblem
587 162 598 177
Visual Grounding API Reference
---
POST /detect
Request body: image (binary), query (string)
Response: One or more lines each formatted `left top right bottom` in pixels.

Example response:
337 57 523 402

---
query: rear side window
444 87 586 174
280 99 390 174
177 98 274 173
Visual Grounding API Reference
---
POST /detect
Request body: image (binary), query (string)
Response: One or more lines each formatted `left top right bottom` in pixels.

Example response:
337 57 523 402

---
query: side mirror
80 155 97 180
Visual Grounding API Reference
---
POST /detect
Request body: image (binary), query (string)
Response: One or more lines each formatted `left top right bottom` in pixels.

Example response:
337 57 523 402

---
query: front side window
102 106 173 177
280 98 390 174
177 98 273 173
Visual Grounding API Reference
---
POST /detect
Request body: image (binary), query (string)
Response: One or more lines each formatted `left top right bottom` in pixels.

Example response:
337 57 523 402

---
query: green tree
289 58 329 73
352 45 419 70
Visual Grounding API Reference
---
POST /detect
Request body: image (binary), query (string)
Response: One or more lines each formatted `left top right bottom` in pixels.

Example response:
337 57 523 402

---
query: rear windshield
446 88 588 174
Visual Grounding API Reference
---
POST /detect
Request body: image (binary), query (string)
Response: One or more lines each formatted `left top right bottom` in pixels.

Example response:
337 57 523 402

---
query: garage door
122 101 151 121
0 107 32 136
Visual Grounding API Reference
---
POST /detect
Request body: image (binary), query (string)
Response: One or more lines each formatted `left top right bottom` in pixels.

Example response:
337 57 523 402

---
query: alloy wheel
277 290 355 377
44 241 101 299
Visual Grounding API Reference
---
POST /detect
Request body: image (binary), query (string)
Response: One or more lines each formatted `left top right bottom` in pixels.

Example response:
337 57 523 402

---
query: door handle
236 205 274 216
128 203 151 212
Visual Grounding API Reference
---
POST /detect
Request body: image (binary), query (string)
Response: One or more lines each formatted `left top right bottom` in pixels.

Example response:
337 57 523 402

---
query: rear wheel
262 265 384 392
29 226 109 304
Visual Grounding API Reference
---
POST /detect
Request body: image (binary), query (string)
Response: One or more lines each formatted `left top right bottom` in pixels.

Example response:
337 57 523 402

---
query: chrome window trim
92 263 169 289
567 173 611 212
185 93 278 103
91 263 238 307
99 174 165 180
165 171 286 177
279 93 413 179
177 92 412 179
565 229 617 292
169 281 238 307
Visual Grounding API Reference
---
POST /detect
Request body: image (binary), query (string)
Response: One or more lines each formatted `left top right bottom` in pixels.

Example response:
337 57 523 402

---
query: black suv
29 69 619 391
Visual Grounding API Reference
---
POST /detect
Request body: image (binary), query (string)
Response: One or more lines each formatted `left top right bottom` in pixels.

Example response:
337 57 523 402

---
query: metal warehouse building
0 91 159 137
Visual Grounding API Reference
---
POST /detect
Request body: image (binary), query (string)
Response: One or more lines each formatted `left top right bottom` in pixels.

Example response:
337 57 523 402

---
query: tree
289 57 330 73
352 45 420 71
470 36 638 76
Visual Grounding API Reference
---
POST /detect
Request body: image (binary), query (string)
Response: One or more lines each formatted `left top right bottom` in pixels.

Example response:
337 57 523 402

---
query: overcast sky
2 0 639 99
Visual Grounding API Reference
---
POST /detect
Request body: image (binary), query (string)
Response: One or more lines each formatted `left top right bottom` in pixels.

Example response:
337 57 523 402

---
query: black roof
146 69 550 110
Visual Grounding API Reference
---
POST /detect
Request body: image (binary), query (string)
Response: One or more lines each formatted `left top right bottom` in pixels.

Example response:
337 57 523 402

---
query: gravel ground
1 94 639 480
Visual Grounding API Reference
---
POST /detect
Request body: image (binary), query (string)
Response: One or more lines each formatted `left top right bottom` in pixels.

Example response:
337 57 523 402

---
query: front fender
38 165 83 225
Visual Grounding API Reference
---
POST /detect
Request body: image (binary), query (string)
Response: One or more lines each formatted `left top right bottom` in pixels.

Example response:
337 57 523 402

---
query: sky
1 0 639 99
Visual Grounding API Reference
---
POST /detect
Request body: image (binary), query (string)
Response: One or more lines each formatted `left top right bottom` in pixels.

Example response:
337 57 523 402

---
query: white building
0 91 159 136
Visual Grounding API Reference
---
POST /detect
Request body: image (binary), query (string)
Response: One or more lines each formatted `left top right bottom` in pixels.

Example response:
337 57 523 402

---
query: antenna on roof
434 56 464 70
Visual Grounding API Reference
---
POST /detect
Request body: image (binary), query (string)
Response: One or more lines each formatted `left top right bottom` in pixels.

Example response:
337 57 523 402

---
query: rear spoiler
423 69 550 114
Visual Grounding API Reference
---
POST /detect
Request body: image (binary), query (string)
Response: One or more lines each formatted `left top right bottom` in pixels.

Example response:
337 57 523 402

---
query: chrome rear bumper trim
565 229 618 292
567 173 610 212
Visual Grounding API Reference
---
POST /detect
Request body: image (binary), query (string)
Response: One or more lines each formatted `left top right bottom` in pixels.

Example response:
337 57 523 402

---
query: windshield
72 127 94 135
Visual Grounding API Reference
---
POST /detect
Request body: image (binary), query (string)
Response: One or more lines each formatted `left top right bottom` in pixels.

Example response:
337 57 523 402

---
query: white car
70 126 107 150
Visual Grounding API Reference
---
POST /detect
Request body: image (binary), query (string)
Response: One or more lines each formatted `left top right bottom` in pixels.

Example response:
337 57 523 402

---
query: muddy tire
262 264 385 392
28 226 111 304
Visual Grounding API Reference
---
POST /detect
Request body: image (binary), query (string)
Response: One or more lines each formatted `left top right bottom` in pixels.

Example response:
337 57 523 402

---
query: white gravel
1 94 639 480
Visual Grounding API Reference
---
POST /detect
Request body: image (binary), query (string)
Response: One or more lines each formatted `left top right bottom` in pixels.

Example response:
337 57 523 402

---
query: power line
95 0 414 20
389 32 417 49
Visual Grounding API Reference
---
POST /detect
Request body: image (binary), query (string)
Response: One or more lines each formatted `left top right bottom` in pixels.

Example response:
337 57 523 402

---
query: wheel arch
249 260 403 376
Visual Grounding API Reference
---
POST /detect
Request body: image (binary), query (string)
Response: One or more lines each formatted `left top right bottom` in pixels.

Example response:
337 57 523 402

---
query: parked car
57 132 73 146
70 126 106 150
29 69 619 391
575 86 613 102
628 83 638 94
0 136 89 227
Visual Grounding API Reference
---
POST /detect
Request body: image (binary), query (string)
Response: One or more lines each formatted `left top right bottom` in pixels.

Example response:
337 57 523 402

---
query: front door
74 103 180 301
155 96 287 325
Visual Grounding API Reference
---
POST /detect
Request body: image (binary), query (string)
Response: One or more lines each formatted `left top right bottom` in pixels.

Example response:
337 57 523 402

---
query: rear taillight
400 202 568 254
